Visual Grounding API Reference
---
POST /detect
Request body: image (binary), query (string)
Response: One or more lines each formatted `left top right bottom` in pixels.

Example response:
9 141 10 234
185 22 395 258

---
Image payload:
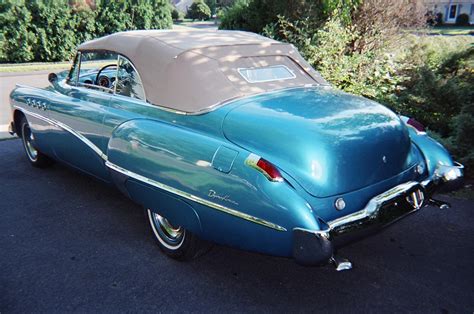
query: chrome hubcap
154 213 183 239
149 210 185 249
22 123 38 161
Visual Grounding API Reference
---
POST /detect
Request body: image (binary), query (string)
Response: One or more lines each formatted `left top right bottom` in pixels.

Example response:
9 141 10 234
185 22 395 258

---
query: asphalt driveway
1 138 473 312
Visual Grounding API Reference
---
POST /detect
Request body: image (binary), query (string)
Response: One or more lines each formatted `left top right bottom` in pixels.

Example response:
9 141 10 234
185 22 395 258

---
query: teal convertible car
9 30 463 270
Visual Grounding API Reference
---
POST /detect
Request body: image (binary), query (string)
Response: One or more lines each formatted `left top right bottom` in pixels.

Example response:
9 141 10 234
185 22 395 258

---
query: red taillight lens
245 154 283 182
256 158 283 181
407 118 425 133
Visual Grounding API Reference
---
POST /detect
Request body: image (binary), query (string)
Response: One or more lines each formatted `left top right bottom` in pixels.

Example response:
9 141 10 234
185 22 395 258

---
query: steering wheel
95 64 117 87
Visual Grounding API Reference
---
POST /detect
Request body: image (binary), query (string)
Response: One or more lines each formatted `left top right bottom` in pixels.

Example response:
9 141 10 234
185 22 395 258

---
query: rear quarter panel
106 119 322 257
403 122 455 177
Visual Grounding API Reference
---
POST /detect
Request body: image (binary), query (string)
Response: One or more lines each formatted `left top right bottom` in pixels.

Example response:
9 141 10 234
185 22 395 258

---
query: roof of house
78 30 326 113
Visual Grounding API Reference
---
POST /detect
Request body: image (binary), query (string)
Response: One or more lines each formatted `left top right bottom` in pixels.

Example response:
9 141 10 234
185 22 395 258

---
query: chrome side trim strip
14 106 286 232
74 85 324 116
56 80 324 117
16 84 45 90
105 161 287 232
14 106 108 161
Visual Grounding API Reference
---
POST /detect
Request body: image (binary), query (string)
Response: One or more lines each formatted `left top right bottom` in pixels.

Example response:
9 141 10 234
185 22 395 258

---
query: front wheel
146 209 211 260
19 116 53 168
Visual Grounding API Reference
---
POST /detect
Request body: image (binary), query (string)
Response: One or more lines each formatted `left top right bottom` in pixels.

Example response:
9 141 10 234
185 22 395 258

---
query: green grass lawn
174 18 215 23
0 62 71 73
424 26 474 36
418 34 473 46
406 26 474 36
396 33 474 59
173 19 218 28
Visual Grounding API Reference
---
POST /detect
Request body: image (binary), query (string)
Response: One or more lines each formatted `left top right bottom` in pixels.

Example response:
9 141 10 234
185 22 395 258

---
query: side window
77 51 118 93
115 56 145 101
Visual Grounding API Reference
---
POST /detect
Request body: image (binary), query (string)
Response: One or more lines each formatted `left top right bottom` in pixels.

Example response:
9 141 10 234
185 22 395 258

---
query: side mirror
48 72 58 84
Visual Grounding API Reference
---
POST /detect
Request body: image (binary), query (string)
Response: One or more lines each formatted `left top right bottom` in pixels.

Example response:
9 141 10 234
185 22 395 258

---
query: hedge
220 1 474 178
0 0 173 63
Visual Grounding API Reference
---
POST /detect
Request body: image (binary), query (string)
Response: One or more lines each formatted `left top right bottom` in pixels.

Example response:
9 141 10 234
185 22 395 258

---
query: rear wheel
146 209 210 260
19 116 53 168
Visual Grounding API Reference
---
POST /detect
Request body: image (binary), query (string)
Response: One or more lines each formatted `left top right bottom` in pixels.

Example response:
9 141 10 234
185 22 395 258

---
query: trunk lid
222 87 413 198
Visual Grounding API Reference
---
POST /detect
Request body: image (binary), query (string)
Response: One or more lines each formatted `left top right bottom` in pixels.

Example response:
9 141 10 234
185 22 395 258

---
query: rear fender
401 117 454 177
106 119 325 257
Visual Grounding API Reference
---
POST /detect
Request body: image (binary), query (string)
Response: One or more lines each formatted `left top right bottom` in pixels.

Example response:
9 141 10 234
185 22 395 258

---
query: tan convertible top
78 29 326 113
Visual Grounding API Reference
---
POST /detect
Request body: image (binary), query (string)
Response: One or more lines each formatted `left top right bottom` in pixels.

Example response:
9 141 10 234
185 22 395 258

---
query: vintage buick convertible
9 30 463 270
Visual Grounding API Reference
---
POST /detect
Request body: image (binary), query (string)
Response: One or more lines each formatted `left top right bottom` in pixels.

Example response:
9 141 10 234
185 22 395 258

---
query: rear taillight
245 154 283 182
406 117 425 133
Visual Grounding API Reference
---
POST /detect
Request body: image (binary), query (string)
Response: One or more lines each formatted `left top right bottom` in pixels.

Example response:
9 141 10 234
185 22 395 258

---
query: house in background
171 0 194 13
424 0 474 24
171 0 235 15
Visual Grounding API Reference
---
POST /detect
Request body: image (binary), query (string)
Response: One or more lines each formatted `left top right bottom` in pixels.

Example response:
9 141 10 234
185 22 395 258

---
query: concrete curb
0 70 55 77
0 124 15 140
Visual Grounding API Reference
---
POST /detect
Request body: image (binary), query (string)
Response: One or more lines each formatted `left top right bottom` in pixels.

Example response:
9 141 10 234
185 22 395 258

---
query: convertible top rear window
238 65 296 83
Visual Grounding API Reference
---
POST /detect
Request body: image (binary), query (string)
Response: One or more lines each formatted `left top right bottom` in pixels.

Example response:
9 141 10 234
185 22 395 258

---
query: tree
95 0 134 36
455 13 470 26
219 0 358 33
350 0 426 53
171 8 180 20
187 0 211 21
0 0 172 63
0 1 35 62
71 3 97 44
95 0 172 36
148 0 173 29
205 0 217 16
27 0 77 62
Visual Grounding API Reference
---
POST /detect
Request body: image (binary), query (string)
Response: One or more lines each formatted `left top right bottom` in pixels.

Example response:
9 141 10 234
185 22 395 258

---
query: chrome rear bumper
293 162 464 265
424 161 464 193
